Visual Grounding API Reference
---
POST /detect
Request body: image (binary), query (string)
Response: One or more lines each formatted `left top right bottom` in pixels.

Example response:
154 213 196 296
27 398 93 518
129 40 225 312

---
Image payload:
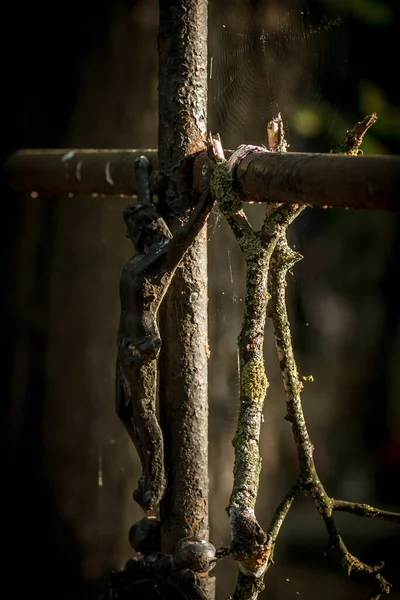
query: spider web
209 0 346 147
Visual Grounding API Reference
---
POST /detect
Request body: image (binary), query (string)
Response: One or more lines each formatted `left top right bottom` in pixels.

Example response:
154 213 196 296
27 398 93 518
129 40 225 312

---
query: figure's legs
115 362 146 482
116 360 166 512
130 361 166 512
131 362 166 511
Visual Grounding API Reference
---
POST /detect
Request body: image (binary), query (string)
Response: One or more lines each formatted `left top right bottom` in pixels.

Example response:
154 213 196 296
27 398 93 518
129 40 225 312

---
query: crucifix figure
116 155 213 512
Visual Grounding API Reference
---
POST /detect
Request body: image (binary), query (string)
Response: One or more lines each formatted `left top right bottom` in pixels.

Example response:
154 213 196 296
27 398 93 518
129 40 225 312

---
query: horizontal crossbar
3 148 400 211
3 149 157 196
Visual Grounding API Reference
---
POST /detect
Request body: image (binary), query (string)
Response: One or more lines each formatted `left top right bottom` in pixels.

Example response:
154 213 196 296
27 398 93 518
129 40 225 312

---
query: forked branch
209 114 399 600
208 133 304 600
266 112 399 599
268 233 398 599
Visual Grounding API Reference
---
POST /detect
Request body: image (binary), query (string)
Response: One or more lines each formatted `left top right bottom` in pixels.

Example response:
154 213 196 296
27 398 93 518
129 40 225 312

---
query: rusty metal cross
2 2 400 600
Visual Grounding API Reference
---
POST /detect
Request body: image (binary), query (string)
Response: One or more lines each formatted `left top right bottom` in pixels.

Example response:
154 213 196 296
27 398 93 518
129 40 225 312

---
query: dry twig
209 113 399 600
208 131 304 600
267 112 399 599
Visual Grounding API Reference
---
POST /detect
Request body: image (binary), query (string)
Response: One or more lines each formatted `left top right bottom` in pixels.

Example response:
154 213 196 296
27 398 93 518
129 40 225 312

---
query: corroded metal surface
157 5 213 600
3 148 158 196
4 147 400 211
234 150 400 211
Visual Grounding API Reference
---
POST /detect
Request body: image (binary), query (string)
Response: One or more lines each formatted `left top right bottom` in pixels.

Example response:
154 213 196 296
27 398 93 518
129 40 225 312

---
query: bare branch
332 500 400 523
267 480 303 545
269 228 393 600
264 113 394 599
208 132 306 600
331 113 378 155
209 136 253 241
209 136 276 599
232 571 266 600
266 112 289 153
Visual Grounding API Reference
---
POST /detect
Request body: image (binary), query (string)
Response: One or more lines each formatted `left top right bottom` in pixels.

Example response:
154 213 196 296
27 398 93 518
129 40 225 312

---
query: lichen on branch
208 114 400 600
208 132 305 600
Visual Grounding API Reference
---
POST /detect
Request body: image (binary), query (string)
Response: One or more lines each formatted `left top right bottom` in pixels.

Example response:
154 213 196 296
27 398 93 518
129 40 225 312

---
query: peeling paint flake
105 161 114 185
61 151 75 162
76 160 82 181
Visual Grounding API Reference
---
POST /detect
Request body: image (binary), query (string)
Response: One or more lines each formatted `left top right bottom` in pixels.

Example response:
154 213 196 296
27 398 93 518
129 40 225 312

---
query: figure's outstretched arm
166 187 214 269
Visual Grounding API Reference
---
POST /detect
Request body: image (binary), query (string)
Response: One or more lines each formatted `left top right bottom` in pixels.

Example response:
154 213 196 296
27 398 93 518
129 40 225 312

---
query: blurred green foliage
321 0 393 25
312 0 398 153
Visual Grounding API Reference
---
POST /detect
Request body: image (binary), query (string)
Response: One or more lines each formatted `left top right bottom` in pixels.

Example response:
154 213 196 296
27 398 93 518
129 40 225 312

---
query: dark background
1 1 399 598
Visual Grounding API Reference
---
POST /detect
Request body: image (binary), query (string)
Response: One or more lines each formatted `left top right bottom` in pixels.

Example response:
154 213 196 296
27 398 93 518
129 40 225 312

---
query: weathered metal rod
233 150 400 211
2 149 158 196
3 148 400 211
157 2 214 600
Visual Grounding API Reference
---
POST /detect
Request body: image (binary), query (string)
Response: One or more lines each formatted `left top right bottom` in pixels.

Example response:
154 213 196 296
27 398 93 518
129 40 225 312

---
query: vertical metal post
158 1 213 597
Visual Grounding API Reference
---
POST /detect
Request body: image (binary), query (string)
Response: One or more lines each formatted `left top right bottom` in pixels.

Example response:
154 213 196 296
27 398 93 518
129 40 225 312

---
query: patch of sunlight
359 81 389 116
292 107 322 137
356 136 386 155
359 80 400 152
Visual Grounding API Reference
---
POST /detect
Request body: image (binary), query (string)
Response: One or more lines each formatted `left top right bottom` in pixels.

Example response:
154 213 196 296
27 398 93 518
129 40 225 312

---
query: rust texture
4 148 400 211
234 150 400 211
157 6 213 600
158 0 207 216
3 149 158 196
159 230 209 541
